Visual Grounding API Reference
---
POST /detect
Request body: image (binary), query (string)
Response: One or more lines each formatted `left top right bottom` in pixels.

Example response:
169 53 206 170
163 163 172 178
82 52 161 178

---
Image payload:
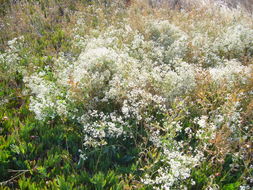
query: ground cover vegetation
0 0 252 189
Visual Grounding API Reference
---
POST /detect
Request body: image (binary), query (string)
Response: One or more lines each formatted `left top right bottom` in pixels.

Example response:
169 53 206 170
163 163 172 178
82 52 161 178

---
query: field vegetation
0 0 252 189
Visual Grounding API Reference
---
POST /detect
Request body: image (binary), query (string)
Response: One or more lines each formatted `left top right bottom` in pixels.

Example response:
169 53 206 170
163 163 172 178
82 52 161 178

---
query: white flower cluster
0 36 25 77
23 70 68 120
78 110 129 147
145 20 189 65
194 116 217 143
142 149 200 190
208 59 251 85
214 24 253 59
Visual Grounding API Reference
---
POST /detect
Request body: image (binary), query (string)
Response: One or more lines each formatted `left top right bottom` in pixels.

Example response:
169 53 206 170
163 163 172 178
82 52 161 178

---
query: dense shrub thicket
0 0 252 189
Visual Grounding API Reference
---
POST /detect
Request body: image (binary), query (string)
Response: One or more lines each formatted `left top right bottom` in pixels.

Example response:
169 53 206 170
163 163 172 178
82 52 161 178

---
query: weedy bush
0 0 253 189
